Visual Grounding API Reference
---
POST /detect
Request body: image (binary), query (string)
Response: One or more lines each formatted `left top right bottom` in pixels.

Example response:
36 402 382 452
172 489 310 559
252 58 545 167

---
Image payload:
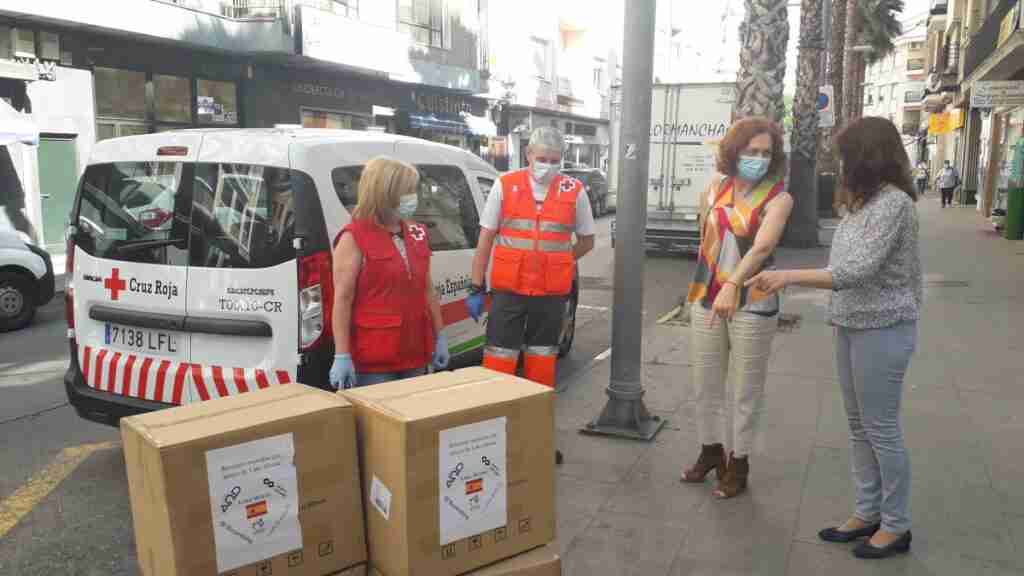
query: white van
63 128 580 425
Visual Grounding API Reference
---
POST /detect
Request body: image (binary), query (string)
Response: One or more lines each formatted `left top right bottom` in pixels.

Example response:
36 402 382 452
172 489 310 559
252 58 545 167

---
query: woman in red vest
329 157 448 389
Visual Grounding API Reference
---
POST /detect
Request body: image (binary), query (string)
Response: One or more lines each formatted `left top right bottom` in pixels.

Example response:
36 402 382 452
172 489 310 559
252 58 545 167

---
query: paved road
0 214 697 575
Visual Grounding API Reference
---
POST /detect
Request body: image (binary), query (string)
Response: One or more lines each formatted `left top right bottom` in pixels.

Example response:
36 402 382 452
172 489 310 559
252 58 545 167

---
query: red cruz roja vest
491 170 581 296
337 218 434 373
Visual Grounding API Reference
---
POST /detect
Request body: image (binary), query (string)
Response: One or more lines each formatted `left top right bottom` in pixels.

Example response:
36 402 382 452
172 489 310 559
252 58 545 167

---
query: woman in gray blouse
747 117 922 560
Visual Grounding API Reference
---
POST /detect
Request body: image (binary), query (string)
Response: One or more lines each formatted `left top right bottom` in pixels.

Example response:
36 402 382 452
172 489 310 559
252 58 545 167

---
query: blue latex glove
466 292 485 322
329 353 356 390
432 332 450 370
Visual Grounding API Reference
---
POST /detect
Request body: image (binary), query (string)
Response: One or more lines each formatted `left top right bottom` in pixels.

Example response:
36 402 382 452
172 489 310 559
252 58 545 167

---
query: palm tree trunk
735 0 790 122
786 0 825 248
841 0 862 123
818 0 846 174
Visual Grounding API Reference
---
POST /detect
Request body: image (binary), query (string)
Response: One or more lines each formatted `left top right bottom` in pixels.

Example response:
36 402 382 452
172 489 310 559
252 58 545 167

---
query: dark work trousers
941 187 955 207
483 290 565 384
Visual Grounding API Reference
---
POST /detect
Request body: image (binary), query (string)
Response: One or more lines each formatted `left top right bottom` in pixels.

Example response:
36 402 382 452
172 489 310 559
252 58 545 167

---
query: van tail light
64 235 75 331
298 250 333 351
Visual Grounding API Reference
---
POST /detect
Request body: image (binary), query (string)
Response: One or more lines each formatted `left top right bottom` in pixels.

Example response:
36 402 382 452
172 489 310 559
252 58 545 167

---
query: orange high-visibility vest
491 169 581 296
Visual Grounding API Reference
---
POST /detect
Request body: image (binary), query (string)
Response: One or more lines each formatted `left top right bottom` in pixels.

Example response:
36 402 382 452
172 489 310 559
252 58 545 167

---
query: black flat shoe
818 523 881 543
853 531 912 559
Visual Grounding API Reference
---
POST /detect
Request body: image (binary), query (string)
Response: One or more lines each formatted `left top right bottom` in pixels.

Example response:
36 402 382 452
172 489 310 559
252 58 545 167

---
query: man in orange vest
467 126 596 389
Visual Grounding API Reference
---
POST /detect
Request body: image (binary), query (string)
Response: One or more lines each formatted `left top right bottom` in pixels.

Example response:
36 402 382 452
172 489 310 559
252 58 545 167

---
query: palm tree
786 0 825 248
844 0 904 121
735 0 790 122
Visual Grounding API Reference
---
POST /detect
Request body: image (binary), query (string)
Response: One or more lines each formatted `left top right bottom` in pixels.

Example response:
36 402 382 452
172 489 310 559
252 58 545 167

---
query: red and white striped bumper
78 345 293 405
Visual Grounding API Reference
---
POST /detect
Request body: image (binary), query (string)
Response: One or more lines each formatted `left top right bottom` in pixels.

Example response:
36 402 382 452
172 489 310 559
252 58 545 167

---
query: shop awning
409 113 471 135
0 98 38 146
461 112 497 137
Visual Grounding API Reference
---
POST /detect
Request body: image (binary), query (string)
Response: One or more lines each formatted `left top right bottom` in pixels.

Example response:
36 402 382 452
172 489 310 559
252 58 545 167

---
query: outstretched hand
746 270 790 295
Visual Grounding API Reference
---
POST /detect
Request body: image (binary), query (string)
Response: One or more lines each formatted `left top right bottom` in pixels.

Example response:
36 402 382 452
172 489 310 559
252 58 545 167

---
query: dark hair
716 117 788 179
834 117 917 210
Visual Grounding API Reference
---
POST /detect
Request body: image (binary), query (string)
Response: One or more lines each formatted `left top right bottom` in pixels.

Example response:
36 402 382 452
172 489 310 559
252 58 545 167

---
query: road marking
0 441 118 539
577 305 610 312
594 347 612 361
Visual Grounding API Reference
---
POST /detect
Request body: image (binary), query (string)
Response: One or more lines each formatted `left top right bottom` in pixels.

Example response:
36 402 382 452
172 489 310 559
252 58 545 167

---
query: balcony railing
963 0 1018 80
154 0 351 20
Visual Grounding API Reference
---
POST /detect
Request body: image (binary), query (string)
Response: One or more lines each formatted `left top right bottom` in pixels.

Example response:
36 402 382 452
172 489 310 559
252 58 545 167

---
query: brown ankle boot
681 443 725 483
713 452 749 498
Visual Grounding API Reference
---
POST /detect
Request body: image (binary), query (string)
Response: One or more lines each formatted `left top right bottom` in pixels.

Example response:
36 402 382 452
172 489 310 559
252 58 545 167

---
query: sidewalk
552 196 1024 575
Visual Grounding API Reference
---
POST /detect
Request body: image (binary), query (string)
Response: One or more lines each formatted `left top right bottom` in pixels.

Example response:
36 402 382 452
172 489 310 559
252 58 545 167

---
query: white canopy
0 98 38 146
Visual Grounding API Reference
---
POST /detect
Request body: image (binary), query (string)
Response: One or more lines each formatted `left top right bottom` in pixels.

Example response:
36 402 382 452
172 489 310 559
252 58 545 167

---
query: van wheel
558 290 578 358
0 272 36 332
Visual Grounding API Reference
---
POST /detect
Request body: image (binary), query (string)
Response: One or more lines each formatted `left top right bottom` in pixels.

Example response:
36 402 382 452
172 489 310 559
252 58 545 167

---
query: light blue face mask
531 161 559 183
737 155 770 182
396 194 418 219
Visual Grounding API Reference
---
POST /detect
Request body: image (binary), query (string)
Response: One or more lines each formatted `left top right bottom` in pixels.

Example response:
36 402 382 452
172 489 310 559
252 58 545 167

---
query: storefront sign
293 82 346 100
929 112 952 135
972 81 1024 108
413 91 474 115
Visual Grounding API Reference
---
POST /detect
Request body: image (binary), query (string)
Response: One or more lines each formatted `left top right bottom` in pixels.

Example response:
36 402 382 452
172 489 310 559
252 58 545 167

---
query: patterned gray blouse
826 184 923 329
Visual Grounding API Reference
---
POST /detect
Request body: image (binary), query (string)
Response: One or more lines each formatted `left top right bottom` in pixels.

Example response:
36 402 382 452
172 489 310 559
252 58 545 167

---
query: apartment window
39 31 60 61
399 0 447 48
907 58 925 71
905 90 923 103
531 37 549 80
593 58 605 90
334 0 358 17
909 41 924 51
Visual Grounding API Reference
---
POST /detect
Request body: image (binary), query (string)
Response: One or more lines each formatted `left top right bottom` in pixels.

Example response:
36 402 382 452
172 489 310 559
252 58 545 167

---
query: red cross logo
104 268 127 301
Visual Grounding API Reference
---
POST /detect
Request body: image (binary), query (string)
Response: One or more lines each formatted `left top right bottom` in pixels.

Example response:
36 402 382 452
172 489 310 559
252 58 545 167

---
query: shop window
301 109 368 130
95 67 146 119
399 0 448 49
197 79 238 125
154 74 192 123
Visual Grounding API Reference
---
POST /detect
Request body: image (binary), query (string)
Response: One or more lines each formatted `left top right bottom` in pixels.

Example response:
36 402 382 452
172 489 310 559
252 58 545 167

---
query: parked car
0 223 55 331
562 168 609 217
63 128 580 426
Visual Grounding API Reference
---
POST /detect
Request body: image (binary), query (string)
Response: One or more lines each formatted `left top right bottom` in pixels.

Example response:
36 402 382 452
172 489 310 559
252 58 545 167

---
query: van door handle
41 194 51 199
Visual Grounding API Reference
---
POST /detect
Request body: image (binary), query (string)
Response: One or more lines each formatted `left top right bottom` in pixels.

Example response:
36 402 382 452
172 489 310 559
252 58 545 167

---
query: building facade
863 12 929 166
0 0 492 256
483 0 619 172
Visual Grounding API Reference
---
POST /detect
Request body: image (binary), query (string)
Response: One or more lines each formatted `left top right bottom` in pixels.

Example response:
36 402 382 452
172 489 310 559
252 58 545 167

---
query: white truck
612 82 736 253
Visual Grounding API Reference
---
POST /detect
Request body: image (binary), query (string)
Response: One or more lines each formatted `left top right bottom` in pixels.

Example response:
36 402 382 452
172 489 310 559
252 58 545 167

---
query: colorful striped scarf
687 175 785 310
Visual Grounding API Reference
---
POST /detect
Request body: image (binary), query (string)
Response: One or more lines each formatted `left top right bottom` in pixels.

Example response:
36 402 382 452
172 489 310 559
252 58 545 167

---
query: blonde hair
352 157 420 221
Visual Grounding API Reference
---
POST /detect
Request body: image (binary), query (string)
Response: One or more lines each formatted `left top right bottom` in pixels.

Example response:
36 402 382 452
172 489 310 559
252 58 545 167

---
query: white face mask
531 161 559 183
396 194 418 219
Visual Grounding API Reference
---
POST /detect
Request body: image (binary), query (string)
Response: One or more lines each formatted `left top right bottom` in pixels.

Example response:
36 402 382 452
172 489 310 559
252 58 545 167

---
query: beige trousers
689 304 777 457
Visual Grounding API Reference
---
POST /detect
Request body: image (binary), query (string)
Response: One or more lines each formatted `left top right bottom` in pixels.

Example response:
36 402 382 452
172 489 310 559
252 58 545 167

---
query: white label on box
205 433 303 573
438 416 507 546
370 475 392 520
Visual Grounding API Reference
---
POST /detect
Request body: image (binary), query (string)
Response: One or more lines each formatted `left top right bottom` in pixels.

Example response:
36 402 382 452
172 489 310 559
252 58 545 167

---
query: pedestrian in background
936 160 959 207
329 157 449 389
681 117 793 499
466 126 595 389
748 116 921 559
914 161 928 196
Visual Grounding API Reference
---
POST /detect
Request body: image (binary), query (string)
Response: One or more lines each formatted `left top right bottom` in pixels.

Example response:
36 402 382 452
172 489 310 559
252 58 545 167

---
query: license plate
104 323 180 356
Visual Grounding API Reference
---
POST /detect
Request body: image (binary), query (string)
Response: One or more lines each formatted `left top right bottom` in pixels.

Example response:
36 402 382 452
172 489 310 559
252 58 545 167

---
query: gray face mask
531 161 559 183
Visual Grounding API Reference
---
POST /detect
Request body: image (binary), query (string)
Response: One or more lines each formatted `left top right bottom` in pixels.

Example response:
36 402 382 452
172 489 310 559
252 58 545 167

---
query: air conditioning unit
11 28 36 59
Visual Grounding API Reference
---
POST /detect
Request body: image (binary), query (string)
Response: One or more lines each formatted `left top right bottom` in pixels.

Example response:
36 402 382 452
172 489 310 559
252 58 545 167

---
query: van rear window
74 162 308 269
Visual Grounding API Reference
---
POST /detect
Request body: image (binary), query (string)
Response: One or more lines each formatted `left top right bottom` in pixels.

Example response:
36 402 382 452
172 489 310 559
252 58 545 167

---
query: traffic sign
818 85 835 128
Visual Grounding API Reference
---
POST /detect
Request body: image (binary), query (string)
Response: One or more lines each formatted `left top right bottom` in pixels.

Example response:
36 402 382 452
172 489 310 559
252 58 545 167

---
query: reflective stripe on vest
491 169 580 296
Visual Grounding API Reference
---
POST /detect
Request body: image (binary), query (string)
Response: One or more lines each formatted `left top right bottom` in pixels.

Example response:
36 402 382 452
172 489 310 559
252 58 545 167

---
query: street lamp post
581 0 664 441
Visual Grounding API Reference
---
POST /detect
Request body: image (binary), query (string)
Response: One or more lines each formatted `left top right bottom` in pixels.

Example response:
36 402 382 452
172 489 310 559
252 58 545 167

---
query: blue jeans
355 366 427 387
835 322 917 534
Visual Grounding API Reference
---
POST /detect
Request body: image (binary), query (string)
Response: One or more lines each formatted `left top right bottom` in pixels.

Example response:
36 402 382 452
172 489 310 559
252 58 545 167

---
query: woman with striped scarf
680 117 794 499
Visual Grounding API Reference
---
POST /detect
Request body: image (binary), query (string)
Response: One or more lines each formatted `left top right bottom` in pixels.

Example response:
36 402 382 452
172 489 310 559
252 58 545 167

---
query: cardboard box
371 544 561 576
343 367 556 576
122 384 367 576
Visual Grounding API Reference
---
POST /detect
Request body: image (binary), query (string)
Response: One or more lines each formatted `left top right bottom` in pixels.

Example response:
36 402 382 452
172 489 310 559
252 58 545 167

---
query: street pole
582 0 664 441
